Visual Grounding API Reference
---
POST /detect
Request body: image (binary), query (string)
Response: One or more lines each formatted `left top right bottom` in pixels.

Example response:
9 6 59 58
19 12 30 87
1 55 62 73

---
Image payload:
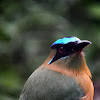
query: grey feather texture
19 68 84 100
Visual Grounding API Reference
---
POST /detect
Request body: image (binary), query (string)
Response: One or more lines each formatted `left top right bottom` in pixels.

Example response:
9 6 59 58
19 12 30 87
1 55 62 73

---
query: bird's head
48 36 91 65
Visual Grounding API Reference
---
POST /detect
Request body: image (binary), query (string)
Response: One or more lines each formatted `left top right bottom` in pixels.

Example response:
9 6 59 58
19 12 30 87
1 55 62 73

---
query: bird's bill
77 40 91 50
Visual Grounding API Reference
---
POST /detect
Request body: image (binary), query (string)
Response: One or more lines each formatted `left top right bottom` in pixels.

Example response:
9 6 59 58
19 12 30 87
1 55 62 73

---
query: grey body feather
19 68 84 100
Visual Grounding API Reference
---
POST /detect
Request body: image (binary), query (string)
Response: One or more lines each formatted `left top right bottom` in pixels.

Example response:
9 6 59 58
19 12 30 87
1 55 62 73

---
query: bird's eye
59 46 64 53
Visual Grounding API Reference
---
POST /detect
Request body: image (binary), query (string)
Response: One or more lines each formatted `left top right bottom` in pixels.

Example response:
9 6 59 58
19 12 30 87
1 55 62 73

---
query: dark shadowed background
0 0 100 100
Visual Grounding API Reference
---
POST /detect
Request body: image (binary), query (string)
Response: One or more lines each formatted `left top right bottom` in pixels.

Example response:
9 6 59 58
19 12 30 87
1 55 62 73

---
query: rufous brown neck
42 49 91 77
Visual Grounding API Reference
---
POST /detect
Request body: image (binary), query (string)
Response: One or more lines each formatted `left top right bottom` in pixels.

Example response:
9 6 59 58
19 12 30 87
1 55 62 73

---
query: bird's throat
66 52 86 70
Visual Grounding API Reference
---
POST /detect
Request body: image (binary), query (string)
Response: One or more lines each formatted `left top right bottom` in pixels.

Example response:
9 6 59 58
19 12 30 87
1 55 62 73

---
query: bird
19 36 94 100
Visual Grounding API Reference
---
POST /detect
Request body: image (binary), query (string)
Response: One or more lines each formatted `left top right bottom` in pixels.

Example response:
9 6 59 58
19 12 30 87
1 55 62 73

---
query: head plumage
51 36 81 48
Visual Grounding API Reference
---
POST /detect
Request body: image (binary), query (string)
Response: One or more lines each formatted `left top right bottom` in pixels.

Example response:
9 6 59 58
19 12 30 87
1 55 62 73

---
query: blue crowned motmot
19 36 94 100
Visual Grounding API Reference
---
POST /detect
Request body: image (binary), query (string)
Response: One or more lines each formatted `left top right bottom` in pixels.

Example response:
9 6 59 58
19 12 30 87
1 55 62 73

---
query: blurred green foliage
0 0 100 100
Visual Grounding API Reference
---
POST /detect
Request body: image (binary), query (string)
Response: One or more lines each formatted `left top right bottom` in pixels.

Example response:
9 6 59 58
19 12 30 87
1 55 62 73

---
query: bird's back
19 68 84 100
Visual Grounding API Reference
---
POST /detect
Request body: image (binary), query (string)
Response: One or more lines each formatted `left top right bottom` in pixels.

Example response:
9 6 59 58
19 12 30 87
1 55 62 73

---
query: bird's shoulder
19 67 84 100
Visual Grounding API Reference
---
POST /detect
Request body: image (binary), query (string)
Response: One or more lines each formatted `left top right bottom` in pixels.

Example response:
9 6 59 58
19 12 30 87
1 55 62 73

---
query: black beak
77 40 91 50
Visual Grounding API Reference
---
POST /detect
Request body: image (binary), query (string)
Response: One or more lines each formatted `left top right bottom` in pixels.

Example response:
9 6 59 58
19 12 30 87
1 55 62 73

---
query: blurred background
0 0 100 100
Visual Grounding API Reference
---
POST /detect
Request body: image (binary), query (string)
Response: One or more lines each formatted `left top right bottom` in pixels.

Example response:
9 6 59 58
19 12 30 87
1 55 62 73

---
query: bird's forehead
51 37 81 47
